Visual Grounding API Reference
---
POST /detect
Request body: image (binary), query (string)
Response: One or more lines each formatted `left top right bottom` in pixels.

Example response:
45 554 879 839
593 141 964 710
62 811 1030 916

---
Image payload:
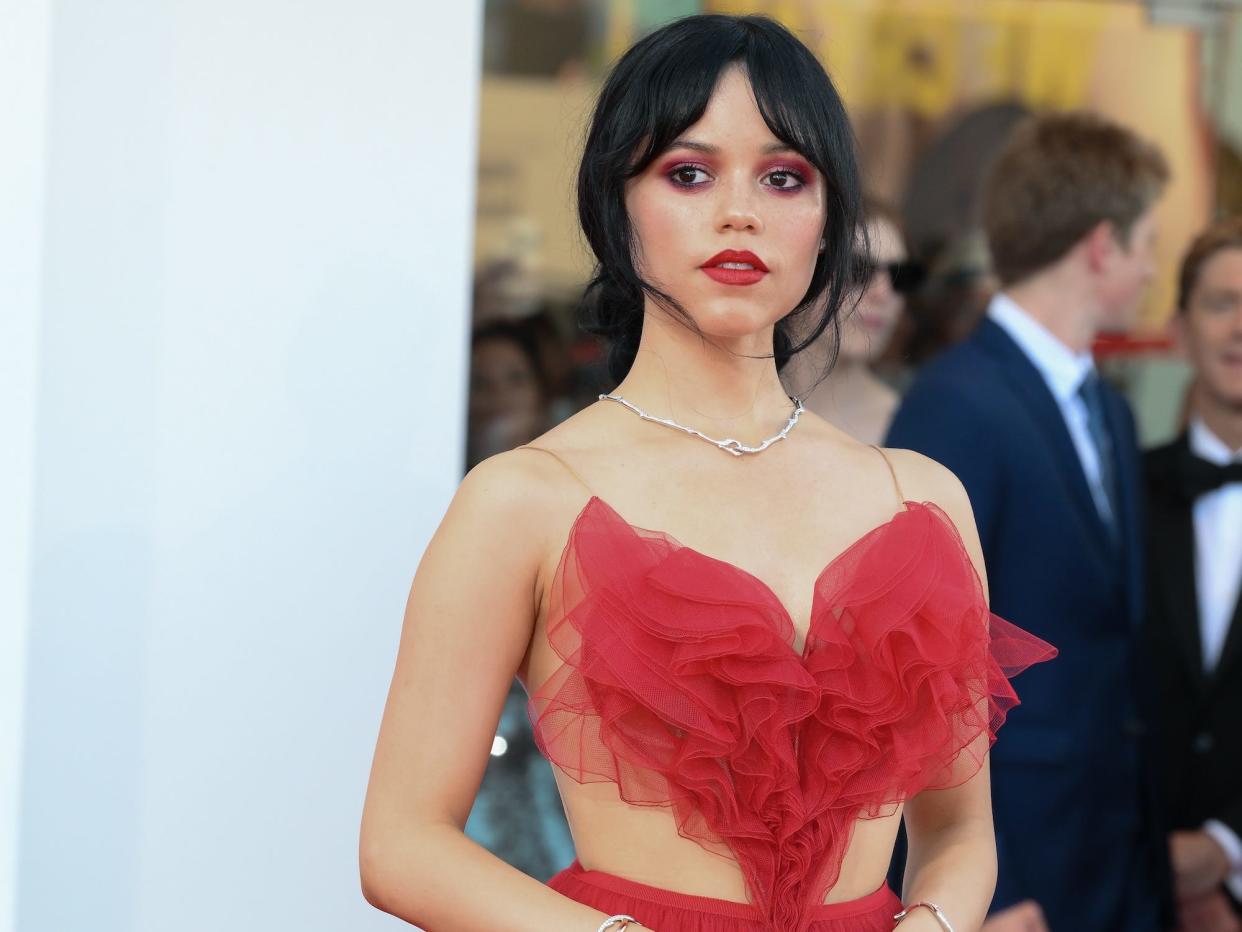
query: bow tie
1176 449 1242 501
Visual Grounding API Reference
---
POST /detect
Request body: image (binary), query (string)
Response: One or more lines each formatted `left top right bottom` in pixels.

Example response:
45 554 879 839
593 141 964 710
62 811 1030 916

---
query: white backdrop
0 0 52 929
4 1 481 929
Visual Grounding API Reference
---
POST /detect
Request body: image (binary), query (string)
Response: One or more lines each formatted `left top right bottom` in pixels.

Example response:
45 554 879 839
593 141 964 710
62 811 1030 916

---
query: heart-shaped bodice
528 496 1056 932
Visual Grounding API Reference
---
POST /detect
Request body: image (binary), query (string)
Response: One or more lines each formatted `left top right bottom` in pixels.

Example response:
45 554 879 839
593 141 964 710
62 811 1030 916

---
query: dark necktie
1077 372 1120 540
1175 447 1242 502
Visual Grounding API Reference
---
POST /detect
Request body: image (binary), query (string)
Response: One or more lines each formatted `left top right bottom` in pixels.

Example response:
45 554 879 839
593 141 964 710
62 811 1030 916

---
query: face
1179 247 1242 410
469 339 543 426
1096 207 1159 330
839 216 906 363
624 66 826 346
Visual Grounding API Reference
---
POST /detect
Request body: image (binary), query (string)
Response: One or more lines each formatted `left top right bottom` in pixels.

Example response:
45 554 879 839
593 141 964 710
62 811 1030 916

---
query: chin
688 297 788 339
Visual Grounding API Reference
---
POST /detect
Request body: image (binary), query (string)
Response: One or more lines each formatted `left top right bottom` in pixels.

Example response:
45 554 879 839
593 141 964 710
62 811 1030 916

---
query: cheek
784 198 825 249
1204 317 1240 352
1107 262 1143 300
772 203 825 284
1183 317 1216 361
627 186 699 274
862 288 901 319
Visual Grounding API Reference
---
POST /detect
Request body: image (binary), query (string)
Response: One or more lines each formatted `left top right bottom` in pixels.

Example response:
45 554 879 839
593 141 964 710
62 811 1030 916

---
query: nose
714 176 763 235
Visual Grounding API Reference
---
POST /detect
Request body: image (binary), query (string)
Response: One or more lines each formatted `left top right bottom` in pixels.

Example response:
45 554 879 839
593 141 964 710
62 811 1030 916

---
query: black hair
575 13 863 384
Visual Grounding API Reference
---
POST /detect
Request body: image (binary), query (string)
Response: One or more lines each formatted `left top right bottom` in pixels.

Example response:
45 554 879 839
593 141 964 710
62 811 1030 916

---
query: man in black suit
1146 217 1242 932
887 112 1174 931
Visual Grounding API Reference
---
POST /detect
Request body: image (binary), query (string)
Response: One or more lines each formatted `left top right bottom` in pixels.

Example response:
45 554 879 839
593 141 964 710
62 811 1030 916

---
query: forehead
680 66 784 149
1196 246 1242 288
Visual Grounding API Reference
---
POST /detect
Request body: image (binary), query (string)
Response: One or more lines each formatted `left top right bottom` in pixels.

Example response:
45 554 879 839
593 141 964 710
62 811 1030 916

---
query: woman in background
785 203 919 445
468 315 576 468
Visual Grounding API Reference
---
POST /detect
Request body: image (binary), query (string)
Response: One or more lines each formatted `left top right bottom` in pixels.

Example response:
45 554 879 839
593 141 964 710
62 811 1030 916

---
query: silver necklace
598 392 805 456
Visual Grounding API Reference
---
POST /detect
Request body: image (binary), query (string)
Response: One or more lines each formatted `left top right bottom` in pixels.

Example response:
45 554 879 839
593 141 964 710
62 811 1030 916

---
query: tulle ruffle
529 497 1056 932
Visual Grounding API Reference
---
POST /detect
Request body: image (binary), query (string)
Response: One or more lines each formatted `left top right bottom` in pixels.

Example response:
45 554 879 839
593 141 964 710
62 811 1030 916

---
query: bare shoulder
415 443 584 633
448 405 612 542
881 448 971 514
880 448 984 568
451 445 573 545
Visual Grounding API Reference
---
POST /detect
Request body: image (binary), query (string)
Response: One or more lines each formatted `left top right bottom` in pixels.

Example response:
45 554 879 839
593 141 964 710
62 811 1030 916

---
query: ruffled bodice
528 496 1056 932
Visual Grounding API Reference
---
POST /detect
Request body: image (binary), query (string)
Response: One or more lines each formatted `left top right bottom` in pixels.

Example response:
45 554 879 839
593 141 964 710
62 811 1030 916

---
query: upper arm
360 451 556 849
884 449 997 837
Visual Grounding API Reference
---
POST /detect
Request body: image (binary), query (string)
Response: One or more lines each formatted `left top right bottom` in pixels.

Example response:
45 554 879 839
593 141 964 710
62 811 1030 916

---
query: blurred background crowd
464 1 1242 927
467 0 1240 467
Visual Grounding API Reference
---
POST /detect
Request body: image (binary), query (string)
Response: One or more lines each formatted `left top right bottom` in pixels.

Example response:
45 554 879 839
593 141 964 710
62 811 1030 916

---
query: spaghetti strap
515 444 596 497
869 445 906 506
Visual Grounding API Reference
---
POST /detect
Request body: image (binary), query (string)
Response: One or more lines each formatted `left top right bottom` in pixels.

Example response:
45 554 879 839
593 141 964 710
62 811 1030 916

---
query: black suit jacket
1145 435 1242 843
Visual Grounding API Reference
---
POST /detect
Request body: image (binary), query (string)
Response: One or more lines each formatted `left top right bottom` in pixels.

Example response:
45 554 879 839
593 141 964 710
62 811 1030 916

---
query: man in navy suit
887 112 1174 931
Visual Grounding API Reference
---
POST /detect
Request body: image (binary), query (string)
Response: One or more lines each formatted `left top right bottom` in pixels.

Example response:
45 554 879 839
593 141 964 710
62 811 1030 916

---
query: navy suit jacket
885 317 1173 931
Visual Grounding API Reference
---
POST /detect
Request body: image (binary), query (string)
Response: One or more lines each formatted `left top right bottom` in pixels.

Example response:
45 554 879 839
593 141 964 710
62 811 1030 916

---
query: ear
1083 220 1119 273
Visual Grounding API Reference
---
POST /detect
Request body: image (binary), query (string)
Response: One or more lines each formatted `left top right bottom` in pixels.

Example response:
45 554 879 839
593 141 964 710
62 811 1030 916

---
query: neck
1004 269 1100 355
613 309 794 441
1193 383 1242 453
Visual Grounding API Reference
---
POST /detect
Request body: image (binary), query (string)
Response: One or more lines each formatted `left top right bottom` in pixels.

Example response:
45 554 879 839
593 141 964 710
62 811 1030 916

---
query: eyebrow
667 138 799 156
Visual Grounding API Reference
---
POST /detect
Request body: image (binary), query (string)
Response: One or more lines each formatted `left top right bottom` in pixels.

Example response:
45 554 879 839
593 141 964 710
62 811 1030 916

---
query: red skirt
548 861 903 932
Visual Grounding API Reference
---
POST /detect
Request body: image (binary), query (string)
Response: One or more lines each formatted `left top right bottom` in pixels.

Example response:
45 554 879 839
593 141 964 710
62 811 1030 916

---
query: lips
701 249 769 286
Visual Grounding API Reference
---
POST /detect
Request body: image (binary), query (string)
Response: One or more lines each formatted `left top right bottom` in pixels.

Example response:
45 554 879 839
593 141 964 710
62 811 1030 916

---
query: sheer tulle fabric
529 497 1056 932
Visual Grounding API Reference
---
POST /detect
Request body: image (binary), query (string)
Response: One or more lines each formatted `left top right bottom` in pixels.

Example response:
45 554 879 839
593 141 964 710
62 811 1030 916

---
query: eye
764 167 807 191
668 163 711 187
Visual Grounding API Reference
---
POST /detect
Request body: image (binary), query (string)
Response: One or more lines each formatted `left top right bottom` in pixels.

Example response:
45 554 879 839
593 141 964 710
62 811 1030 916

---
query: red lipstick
701 249 769 286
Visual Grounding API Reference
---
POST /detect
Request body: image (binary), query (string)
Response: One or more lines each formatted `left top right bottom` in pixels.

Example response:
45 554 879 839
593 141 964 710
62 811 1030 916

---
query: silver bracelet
893 900 955 931
596 914 638 932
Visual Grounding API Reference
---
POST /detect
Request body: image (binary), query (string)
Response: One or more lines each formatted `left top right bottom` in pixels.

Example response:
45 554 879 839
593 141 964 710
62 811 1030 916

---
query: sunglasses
849 256 925 293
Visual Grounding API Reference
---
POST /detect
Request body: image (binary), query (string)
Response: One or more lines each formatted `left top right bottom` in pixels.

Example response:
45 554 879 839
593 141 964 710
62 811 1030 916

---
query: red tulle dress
528 492 1056 932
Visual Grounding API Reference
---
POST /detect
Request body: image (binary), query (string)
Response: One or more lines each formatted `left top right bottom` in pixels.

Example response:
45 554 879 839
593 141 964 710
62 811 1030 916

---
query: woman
785 203 918 445
360 15 1054 932
467 318 555 469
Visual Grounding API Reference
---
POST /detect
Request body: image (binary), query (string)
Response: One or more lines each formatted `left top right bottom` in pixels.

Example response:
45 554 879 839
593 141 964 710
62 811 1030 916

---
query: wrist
595 915 644 932
894 901 954 931
894 911 945 931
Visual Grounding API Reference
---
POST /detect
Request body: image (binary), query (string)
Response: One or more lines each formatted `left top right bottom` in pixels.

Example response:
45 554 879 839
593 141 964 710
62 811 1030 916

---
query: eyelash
665 162 808 192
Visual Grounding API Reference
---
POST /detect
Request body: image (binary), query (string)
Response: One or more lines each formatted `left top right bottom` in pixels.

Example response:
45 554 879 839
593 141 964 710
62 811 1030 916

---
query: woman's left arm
884 448 1001 932
898 764 998 931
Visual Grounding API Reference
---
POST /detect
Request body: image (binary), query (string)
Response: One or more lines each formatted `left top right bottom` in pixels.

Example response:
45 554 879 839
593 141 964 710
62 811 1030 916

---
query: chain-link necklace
598 392 805 457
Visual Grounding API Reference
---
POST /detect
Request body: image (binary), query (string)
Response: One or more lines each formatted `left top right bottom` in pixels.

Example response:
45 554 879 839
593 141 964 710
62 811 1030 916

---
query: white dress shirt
987 294 1115 525
1189 418 1242 897
1190 419 1242 672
